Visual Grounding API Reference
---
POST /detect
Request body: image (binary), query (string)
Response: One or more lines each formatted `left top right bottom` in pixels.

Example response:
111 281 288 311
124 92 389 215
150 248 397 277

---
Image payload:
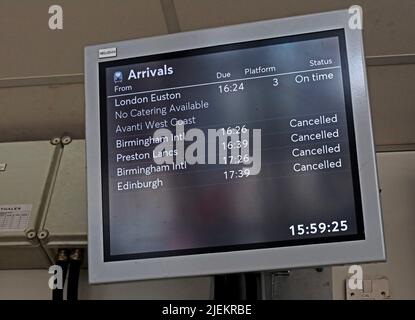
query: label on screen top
99 47 117 59
0 205 32 231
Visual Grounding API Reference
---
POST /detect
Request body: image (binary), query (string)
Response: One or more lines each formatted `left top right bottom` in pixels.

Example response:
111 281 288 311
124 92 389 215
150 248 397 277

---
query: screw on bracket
26 230 37 240
61 136 72 145
38 230 49 240
50 137 61 145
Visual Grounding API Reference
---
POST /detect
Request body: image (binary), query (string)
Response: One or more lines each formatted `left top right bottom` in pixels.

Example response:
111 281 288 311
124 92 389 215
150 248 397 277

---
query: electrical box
0 139 87 268
38 139 87 261
0 140 61 269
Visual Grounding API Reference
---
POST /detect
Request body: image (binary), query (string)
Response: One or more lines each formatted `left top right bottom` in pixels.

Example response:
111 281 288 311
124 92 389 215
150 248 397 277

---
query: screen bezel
85 10 385 284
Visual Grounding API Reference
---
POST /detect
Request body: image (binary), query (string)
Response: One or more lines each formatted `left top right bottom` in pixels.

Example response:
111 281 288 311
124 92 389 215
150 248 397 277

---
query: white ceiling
0 0 414 146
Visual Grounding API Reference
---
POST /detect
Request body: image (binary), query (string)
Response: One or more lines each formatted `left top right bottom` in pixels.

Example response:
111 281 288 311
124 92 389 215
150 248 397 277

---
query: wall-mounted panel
0 141 60 268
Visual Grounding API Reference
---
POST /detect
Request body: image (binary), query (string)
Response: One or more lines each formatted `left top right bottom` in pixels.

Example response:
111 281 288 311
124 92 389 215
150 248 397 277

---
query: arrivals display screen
86 10 385 283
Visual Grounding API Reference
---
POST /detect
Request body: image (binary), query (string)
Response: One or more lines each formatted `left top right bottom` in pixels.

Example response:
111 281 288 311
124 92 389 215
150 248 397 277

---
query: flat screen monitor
85 10 385 283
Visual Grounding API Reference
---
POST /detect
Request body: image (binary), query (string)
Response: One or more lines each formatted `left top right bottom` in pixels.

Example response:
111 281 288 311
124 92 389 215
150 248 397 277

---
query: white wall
0 270 212 300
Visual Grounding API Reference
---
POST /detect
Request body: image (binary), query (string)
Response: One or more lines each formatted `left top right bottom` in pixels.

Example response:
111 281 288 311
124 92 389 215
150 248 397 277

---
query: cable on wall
67 249 84 301
52 249 70 301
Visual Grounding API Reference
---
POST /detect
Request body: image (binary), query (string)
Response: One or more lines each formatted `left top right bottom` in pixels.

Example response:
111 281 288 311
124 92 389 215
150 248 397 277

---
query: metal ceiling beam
0 74 83 89
375 144 415 153
0 54 414 89
366 54 415 66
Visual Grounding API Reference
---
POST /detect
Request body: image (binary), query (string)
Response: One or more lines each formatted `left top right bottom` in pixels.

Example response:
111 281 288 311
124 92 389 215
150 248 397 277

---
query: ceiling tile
0 0 168 78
